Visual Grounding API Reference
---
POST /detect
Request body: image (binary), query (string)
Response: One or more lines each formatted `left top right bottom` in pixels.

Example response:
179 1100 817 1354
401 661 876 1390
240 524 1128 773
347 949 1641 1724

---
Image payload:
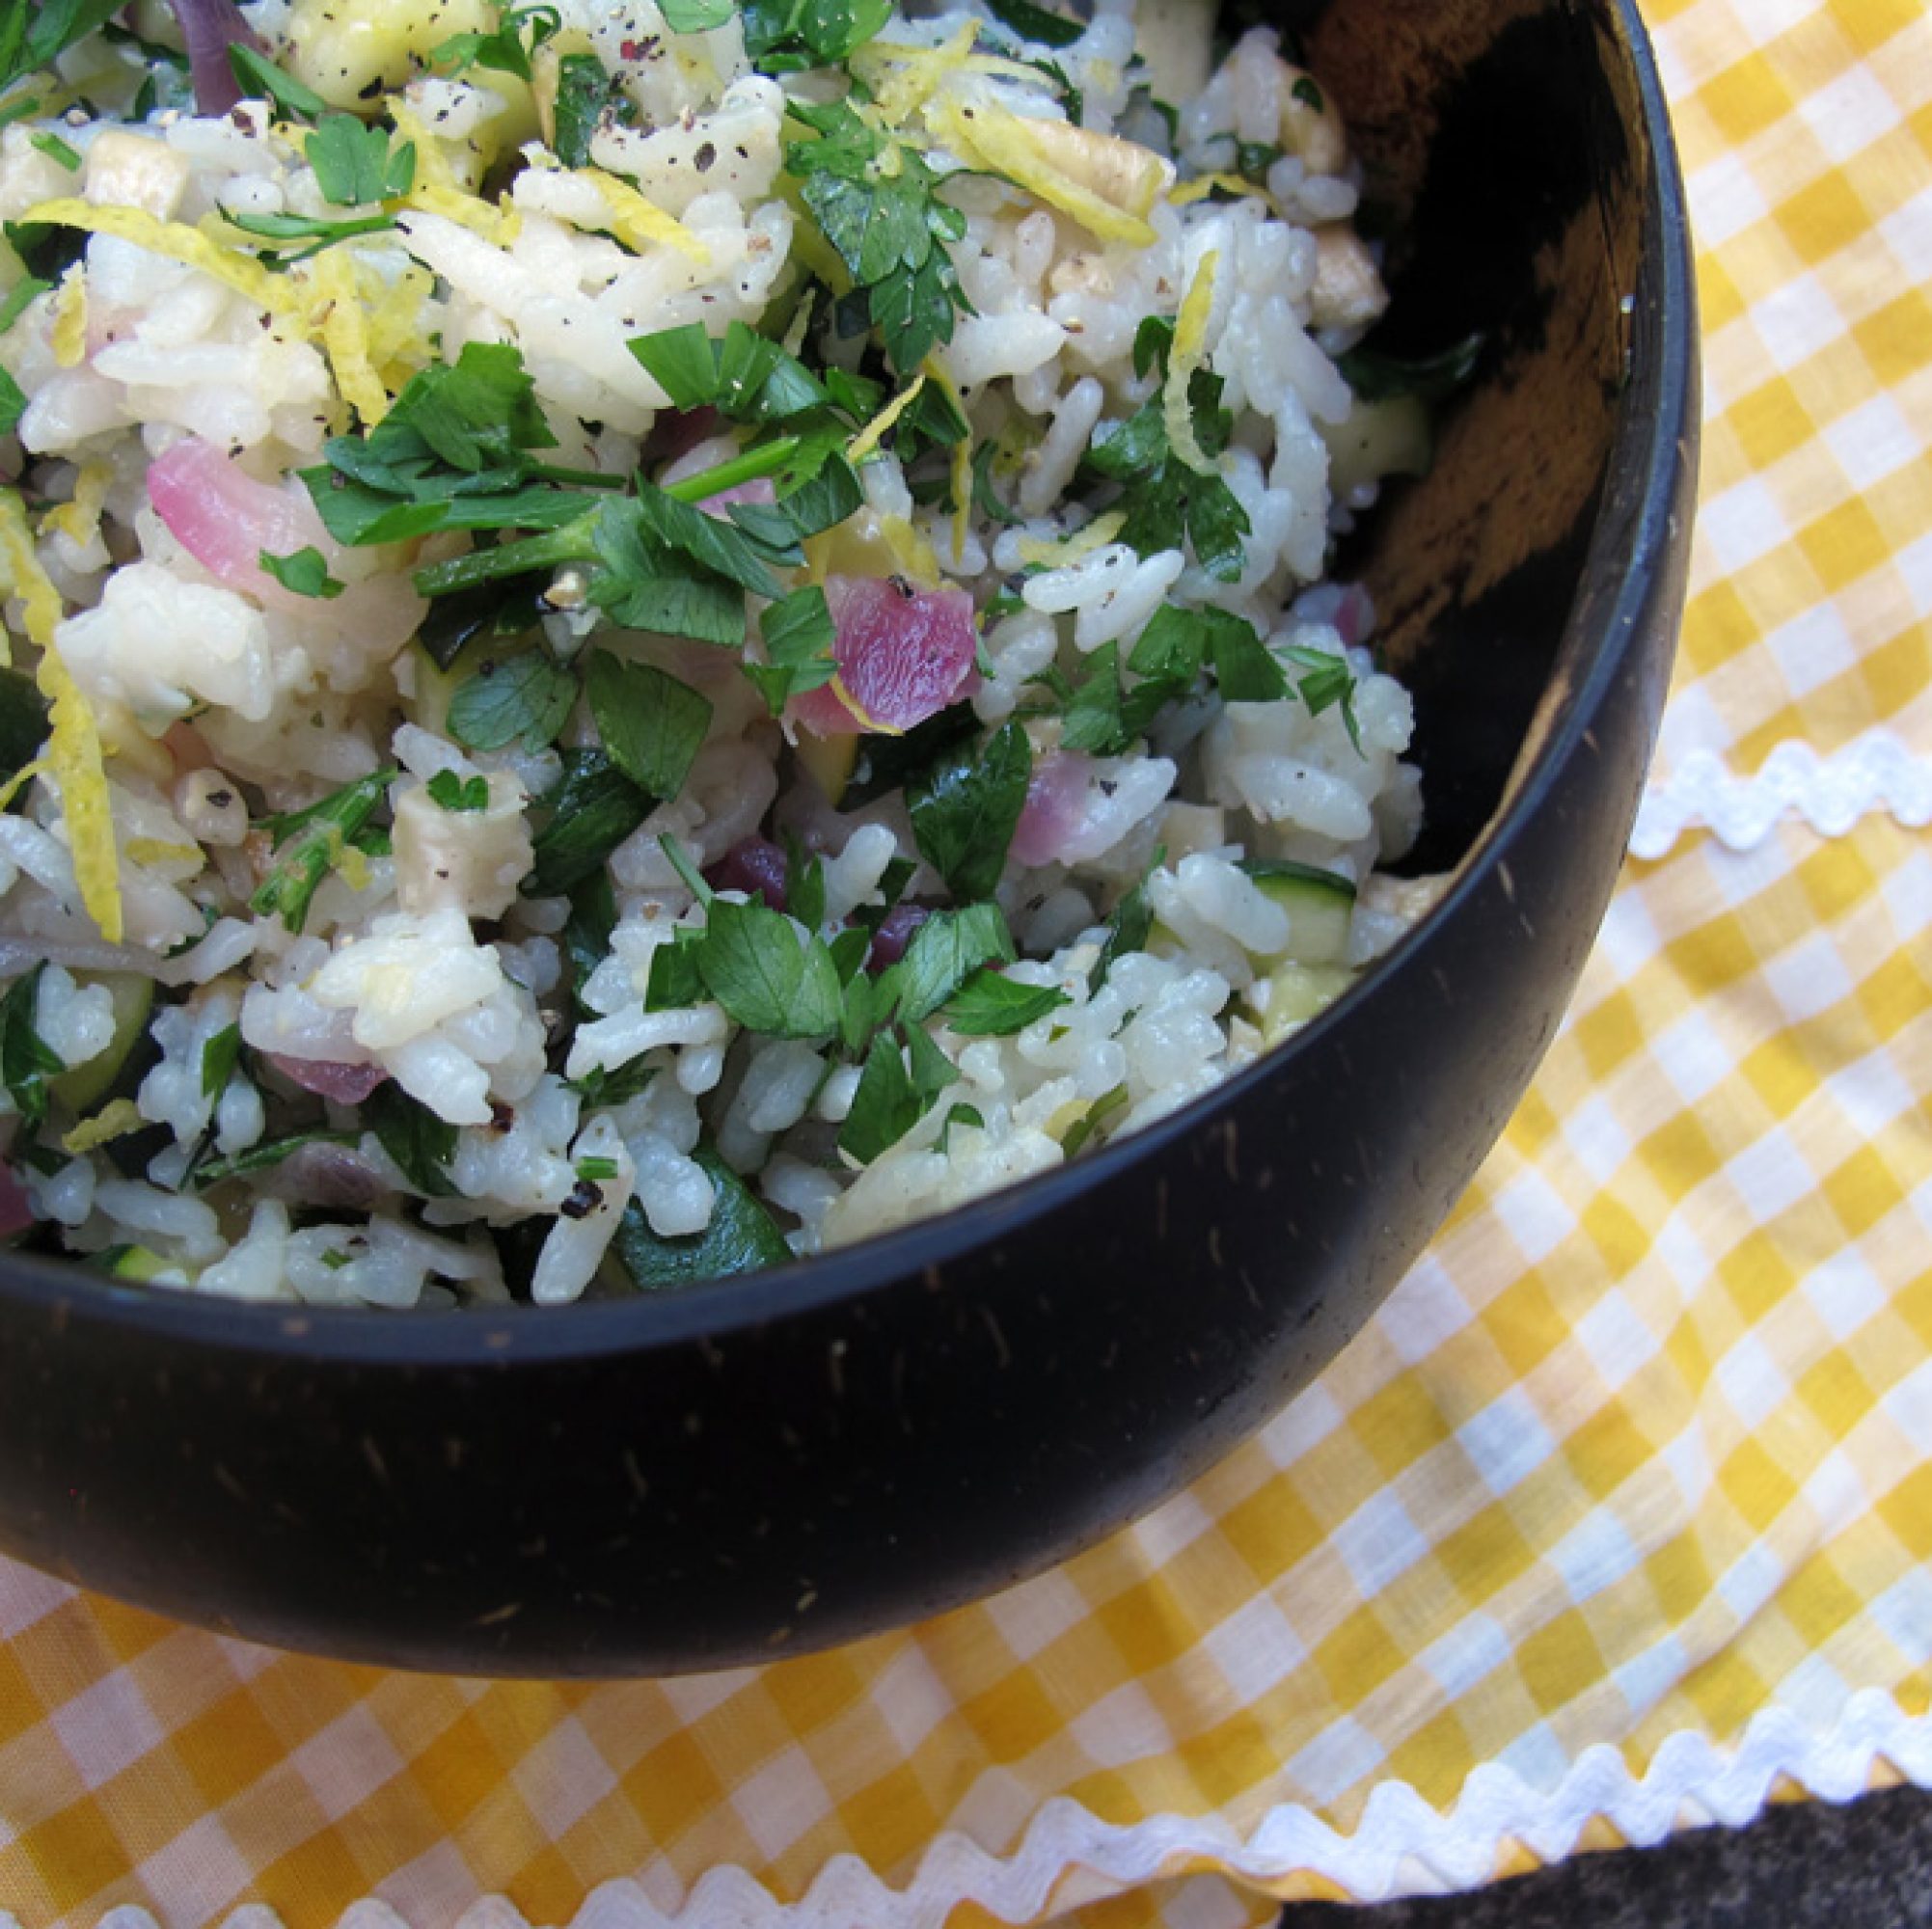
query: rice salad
0 0 1443 1309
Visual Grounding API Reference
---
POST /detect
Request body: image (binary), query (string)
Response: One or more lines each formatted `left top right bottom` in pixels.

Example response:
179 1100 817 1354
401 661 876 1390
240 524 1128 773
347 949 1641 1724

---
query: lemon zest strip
1164 248 1220 475
927 95 1169 246
1015 508 1127 569
0 489 122 939
62 1098 145 1155
24 198 294 315
847 372 928 464
50 265 87 367
576 167 710 263
304 246 389 424
0 486 59 666
45 461 112 550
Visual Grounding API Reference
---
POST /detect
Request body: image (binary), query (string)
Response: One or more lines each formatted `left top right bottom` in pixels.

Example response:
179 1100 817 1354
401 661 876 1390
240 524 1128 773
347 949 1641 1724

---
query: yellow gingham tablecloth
3 1 1930 1923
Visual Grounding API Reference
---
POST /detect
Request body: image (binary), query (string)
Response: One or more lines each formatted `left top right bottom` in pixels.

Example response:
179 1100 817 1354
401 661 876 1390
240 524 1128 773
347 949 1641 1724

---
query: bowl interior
1304 0 1652 873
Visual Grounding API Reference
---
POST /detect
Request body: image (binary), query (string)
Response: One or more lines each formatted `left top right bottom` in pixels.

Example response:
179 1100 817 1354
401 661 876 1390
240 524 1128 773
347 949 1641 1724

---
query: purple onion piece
264 1052 389 1104
259 1142 389 1211
866 903 928 972
703 836 789 911
166 0 265 117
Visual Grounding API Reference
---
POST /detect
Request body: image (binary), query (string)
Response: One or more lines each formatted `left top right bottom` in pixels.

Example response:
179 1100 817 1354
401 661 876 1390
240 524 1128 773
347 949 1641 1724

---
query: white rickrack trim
1631 730 1932 859
68 1687 1932 1929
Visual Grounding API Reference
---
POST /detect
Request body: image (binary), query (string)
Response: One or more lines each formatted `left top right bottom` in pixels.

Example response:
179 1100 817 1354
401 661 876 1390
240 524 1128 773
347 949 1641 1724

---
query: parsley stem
526 462 629 491
662 436 803 503
412 512 599 598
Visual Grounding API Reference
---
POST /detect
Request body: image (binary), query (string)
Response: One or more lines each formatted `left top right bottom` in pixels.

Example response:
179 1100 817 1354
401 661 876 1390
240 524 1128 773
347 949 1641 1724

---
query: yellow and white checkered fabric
2 1 1928 1923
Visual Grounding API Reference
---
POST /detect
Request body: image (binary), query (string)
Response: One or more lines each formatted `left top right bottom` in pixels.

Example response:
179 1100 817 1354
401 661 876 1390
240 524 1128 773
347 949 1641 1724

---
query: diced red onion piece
265 1054 389 1104
1331 583 1374 649
1009 752 1095 869
703 836 788 911
866 903 927 972
150 438 318 596
260 1142 389 1210
149 437 423 649
697 475 776 515
166 0 264 116
787 576 978 738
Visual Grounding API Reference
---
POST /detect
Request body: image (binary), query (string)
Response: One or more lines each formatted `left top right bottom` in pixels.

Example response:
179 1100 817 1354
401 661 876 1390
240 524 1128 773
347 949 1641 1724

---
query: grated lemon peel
1164 248 1220 475
0 486 59 667
50 265 87 367
24 198 294 316
41 654 122 943
45 462 112 551
850 19 982 125
880 512 942 586
123 837 202 869
928 95 1170 246
576 167 709 263
825 671 898 736
847 371 927 463
1015 507 1126 568
389 100 520 242
0 488 122 940
305 245 389 424
62 1098 144 1155
1168 174 1271 210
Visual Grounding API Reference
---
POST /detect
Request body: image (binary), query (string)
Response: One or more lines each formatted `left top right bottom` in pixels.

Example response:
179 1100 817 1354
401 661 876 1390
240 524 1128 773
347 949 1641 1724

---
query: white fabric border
59 1688 1932 1929
1631 730 1932 859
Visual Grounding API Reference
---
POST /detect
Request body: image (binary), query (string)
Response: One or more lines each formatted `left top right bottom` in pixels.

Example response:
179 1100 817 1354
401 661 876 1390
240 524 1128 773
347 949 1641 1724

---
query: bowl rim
0 0 1698 1370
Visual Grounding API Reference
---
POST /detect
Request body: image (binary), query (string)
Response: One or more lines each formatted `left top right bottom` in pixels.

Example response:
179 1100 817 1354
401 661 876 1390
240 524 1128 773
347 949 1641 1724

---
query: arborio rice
0 0 1450 1309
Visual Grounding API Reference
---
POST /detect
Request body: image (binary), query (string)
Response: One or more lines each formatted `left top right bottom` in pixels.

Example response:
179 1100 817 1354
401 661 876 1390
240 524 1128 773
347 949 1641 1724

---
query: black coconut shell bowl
0 0 1697 1675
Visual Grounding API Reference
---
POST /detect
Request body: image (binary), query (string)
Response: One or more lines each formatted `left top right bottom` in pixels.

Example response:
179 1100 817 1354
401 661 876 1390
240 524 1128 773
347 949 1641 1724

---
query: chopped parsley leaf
783 97 971 372
259 546 345 600
526 749 652 897
226 43 328 119
837 1019 956 1165
447 649 576 755
606 1146 790 1290
657 0 735 29
891 902 1015 1025
430 4 560 82
582 649 712 801
3 0 128 97
200 1023 244 1101
943 971 1071 1037
739 0 892 68
250 768 396 935
306 114 416 206
0 964 64 1132
695 897 843 1040
907 720 1031 904
1084 369 1251 582
745 584 837 716
426 770 490 814
976 0 1085 49
365 1082 458 1198
1089 847 1164 993
552 51 634 168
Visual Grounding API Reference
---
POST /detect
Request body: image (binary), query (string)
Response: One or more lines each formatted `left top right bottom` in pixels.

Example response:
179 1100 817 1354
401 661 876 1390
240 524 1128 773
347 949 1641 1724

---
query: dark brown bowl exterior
0 0 1697 1674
